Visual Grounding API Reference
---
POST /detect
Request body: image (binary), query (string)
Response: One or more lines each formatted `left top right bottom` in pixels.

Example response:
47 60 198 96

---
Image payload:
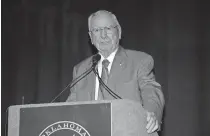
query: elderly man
66 10 165 134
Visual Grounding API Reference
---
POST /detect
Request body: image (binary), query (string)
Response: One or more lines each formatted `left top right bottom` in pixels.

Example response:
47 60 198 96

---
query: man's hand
146 111 159 133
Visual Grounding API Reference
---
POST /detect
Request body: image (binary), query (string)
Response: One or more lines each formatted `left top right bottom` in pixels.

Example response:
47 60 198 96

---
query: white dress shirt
94 48 118 100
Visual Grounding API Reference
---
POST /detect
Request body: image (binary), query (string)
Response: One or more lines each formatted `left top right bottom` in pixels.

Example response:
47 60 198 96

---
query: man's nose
100 29 107 39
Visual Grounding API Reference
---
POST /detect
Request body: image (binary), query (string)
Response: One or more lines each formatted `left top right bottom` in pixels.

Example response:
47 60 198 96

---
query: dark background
2 0 210 136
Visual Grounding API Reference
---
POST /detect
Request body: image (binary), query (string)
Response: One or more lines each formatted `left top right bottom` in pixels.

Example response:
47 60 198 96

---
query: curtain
2 0 210 136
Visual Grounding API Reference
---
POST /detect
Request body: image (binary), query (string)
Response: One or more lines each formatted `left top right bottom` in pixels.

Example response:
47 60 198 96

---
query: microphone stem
50 67 93 103
93 69 122 99
50 54 100 103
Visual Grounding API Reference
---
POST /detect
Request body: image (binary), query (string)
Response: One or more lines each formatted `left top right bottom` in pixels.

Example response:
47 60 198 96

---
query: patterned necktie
98 59 110 100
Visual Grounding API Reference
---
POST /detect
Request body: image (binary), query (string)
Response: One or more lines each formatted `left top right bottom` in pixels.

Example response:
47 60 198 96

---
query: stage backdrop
2 0 210 136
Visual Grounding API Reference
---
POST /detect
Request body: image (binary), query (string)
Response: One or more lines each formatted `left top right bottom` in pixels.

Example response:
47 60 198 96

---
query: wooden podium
8 99 158 136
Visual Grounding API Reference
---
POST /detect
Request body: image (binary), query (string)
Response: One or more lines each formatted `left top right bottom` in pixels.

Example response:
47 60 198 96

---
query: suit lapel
87 71 96 100
85 58 96 100
108 46 128 87
84 47 128 100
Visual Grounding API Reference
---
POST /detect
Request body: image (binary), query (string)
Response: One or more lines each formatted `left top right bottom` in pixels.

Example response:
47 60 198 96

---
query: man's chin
97 43 109 49
98 48 109 52
95 43 115 52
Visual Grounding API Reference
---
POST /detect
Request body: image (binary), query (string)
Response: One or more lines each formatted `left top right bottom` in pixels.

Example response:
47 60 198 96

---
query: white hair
88 10 122 39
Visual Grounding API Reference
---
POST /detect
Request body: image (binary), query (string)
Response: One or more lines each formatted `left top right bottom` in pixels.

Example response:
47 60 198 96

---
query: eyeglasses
90 25 118 34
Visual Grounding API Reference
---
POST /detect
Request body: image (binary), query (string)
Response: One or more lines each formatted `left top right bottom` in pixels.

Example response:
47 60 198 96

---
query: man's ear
88 32 91 38
88 32 93 44
117 26 122 39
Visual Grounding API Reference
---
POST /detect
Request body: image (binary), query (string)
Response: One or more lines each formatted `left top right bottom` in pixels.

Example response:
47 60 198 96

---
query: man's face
89 13 121 55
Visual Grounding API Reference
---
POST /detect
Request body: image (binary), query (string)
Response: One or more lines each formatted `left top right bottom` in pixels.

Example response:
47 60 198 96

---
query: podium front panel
18 103 111 136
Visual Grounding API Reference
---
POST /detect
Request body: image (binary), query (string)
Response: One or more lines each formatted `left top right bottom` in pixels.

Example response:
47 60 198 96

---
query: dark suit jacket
66 46 165 123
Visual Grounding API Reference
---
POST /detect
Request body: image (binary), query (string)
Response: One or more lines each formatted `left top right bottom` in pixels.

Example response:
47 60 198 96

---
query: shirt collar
99 47 118 64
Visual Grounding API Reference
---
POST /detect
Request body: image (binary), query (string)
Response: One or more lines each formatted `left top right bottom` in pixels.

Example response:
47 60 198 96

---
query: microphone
93 68 122 99
92 54 101 68
50 54 101 103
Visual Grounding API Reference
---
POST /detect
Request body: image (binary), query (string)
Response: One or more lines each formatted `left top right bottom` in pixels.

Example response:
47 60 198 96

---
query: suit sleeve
137 55 165 124
66 66 77 102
